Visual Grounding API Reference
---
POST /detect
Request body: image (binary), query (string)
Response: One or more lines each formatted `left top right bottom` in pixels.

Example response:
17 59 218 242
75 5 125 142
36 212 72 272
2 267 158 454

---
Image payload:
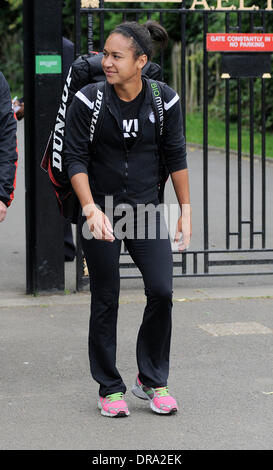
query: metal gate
74 1 273 290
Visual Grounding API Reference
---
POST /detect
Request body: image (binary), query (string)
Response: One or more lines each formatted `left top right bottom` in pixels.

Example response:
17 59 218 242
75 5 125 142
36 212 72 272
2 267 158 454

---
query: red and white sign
207 33 273 52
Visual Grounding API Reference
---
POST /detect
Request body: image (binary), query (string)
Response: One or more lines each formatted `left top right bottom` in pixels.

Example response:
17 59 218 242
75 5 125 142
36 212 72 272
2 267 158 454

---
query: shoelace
154 386 170 397
106 392 124 402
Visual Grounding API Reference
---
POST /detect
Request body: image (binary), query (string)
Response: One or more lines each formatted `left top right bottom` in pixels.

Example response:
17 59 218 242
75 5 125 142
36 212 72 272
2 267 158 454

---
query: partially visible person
0 72 18 222
62 36 74 81
12 96 24 121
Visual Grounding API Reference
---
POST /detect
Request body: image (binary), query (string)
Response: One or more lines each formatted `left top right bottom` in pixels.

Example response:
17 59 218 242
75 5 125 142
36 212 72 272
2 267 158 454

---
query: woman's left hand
174 204 192 251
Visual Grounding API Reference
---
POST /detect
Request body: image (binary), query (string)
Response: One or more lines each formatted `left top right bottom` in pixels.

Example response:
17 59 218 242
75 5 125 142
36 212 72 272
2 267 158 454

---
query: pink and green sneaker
132 375 178 415
98 392 130 418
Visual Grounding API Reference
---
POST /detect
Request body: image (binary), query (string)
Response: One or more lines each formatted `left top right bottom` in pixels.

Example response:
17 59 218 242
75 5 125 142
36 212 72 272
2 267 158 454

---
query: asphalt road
0 294 273 450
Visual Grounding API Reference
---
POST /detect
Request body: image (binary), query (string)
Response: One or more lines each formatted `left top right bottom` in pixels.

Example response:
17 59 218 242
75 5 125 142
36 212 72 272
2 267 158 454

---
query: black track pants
79 208 173 397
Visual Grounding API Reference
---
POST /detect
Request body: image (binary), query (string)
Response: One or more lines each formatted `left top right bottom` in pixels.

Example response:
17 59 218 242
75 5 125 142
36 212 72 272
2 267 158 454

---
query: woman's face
102 33 147 86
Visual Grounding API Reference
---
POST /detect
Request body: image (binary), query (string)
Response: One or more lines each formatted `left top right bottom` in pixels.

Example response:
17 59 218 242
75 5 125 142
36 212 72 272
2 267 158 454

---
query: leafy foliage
0 0 23 96
1 0 273 132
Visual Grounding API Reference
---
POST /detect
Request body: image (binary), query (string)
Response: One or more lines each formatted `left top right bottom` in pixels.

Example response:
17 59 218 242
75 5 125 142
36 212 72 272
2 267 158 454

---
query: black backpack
41 52 169 223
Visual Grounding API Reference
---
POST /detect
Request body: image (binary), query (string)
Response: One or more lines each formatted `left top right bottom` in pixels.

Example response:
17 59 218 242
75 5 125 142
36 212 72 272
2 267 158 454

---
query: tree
0 0 23 96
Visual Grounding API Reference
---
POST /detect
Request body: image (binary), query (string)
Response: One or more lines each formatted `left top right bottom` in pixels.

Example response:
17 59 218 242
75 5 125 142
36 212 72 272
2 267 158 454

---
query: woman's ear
137 54 148 71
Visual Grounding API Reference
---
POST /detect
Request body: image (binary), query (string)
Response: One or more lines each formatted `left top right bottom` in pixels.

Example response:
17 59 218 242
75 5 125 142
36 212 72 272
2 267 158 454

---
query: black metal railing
74 2 273 290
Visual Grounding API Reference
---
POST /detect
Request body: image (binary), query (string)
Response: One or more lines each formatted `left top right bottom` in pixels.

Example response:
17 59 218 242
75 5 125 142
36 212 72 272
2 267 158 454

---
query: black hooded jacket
64 76 187 209
0 72 17 206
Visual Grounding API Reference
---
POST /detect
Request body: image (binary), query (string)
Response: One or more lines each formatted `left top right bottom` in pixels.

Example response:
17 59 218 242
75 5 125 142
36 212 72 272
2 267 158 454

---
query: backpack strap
149 79 169 202
149 79 165 146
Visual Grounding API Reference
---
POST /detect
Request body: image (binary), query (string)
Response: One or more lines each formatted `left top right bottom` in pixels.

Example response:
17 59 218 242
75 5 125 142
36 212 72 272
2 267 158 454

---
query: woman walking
64 20 191 417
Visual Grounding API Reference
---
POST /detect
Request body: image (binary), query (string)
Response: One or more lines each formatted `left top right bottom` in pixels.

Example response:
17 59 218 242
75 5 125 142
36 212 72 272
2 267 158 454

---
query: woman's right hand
83 204 115 242
70 173 115 241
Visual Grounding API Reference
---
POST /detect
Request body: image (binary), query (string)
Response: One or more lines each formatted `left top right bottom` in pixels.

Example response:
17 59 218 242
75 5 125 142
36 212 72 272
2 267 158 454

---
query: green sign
35 55 62 74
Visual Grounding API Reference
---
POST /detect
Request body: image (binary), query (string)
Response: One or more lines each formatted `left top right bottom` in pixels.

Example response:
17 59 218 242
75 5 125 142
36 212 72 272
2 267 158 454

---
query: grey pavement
0 120 273 450
1 294 273 450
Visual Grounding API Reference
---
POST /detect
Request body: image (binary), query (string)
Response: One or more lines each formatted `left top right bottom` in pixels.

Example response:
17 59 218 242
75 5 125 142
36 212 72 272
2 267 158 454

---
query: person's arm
162 86 191 250
64 88 114 241
0 72 18 222
70 172 114 241
171 168 191 251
